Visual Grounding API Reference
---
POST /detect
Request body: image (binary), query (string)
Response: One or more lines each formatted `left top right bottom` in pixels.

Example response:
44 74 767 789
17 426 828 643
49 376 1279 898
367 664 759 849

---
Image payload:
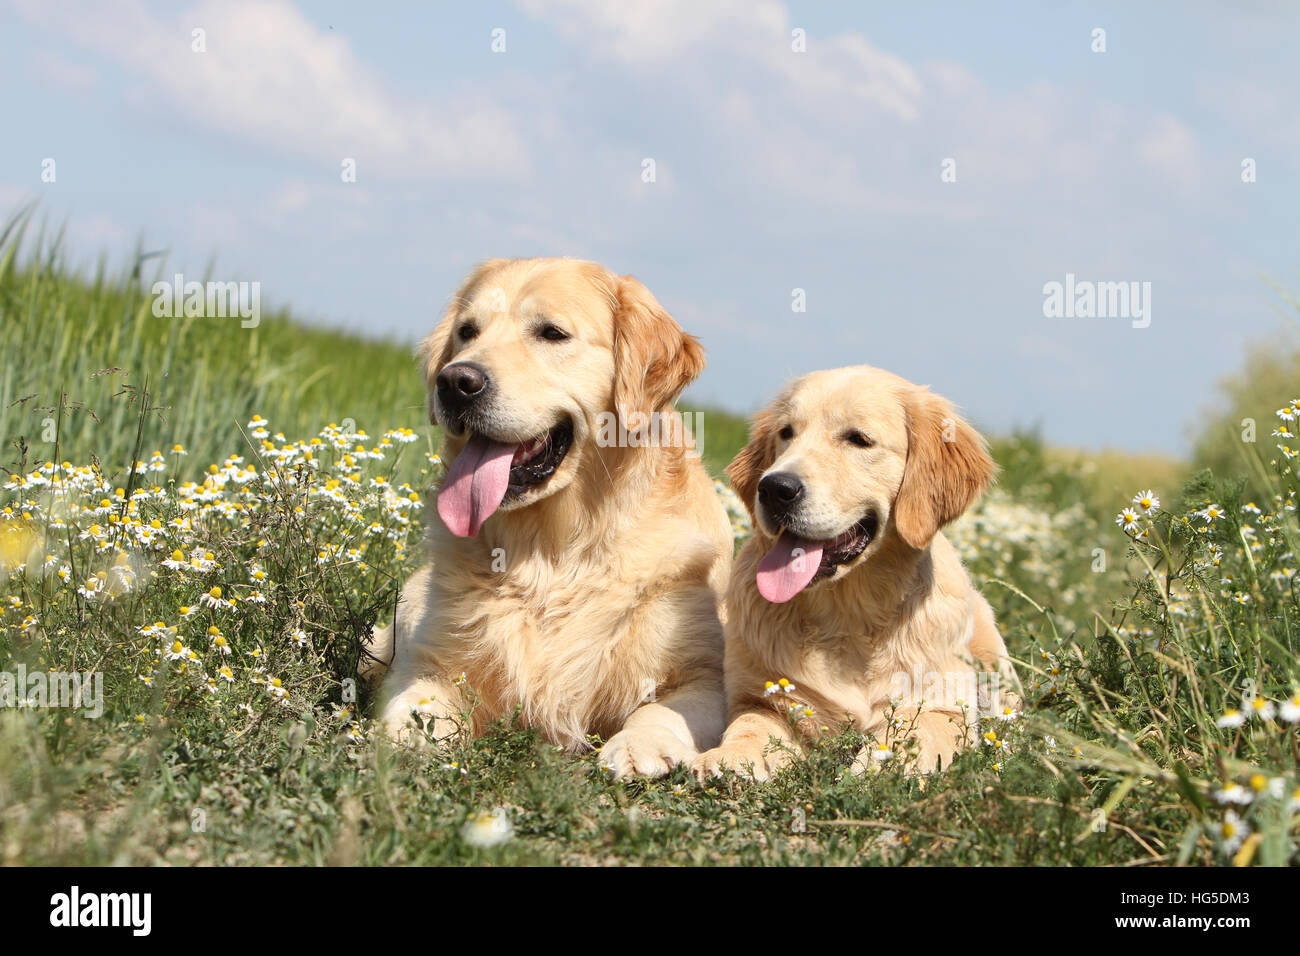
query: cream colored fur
371 258 731 779
692 366 1020 781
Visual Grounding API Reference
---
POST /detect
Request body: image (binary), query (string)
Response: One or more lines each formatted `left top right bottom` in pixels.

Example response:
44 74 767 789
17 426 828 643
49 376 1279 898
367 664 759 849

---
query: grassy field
2 219 1298 866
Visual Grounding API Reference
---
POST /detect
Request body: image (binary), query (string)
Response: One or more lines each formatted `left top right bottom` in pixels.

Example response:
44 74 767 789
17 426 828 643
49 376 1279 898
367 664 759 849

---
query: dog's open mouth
437 419 573 538
505 419 573 498
755 512 878 604
816 513 879 575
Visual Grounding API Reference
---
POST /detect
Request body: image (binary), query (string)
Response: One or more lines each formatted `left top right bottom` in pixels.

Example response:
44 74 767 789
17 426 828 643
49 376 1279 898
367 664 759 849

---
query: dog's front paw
599 725 696 779
690 743 790 784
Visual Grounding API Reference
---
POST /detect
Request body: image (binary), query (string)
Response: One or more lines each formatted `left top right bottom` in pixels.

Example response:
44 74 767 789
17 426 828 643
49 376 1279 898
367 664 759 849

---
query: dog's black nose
758 472 804 513
436 362 490 405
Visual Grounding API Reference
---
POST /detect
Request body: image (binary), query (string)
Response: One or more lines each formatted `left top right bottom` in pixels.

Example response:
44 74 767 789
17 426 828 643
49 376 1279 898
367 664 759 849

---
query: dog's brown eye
778 425 794 441
844 430 874 448
457 324 478 342
538 323 569 342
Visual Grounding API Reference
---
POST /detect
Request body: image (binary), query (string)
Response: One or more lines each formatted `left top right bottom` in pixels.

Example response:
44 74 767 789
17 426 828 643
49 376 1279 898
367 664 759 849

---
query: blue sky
2 0 1298 454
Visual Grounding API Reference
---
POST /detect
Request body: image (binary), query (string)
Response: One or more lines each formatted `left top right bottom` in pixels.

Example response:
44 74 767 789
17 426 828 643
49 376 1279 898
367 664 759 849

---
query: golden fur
692 366 1020 780
368 258 731 778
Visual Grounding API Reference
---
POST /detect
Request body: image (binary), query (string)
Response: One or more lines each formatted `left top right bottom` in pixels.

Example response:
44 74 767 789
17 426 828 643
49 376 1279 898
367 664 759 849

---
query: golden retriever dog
369 258 731 779
692 366 1019 781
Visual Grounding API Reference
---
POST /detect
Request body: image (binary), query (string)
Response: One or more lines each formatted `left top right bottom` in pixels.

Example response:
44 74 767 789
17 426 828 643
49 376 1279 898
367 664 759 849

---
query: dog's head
728 366 995 603
422 257 705 537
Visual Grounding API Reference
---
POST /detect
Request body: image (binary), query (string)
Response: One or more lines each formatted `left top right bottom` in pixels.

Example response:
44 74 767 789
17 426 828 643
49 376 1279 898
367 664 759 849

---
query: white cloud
520 0 923 120
272 180 314 214
1196 73 1300 173
519 0 773 66
518 0 1208 220
29 50 99 90
9 0 531 180
1137 115 1202 186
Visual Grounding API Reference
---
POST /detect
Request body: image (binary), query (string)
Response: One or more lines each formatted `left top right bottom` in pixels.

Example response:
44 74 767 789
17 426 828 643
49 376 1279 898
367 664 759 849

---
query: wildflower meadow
2 223 1299 867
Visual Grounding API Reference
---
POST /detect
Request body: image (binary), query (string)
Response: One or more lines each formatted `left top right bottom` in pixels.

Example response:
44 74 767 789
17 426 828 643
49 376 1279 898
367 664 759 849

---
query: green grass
0 212 434 489
1192 312 1300 503
0 210 749 486
679 404 751 479
2 219 1298 866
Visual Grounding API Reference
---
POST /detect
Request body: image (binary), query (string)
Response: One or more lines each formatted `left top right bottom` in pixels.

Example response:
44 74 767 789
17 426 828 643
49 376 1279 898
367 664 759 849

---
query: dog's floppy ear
612 275 706 417
726 406 781 524
893 387 996 550
419 258 508 424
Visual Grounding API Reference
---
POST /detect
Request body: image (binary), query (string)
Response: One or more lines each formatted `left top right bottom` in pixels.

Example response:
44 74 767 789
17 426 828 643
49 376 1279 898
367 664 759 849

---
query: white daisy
1279 693 1300 724
1216 708 1246 729
1245 696 1276 721
1214 811 1250 855
199 586 234 611
460 808 513 848
1198 503 1226 523
1213 783 1253 806
208 627 231 656
1132 490 1160 512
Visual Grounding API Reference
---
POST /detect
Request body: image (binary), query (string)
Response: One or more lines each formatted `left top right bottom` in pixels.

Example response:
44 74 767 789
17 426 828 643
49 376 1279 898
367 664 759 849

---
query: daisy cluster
1027 649 1065 698
1113 408 1299 611
946 487 1092 612
1209 771 1300 856
1201 691 1300 858
0 418 425 735
858 700 1027 773
1274 397 1300 460
977 703 1026 774
1100 401 1300 862
764 677 815 722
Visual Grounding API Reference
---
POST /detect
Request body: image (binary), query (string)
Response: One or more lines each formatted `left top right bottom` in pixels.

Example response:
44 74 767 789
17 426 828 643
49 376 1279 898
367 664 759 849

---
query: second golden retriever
693 366 1019 780
371 258 731 778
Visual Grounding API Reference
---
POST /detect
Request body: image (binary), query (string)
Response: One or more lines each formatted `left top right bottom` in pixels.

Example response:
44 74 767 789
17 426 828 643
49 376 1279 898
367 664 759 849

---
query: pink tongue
436 435 517 537
756 532 824 603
